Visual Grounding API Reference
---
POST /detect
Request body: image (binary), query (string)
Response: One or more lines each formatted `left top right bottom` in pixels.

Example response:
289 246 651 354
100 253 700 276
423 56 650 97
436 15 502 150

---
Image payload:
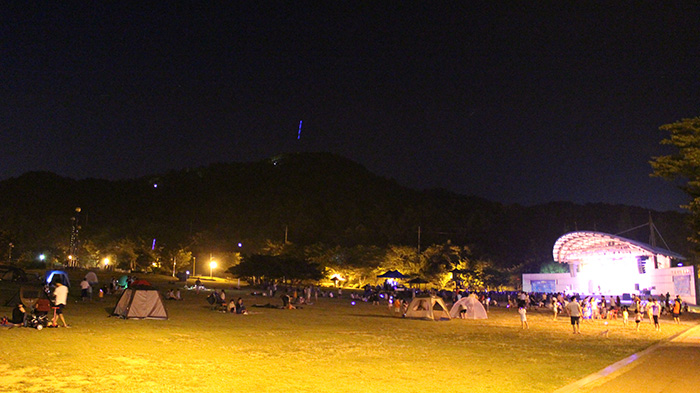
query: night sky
2 2 699 211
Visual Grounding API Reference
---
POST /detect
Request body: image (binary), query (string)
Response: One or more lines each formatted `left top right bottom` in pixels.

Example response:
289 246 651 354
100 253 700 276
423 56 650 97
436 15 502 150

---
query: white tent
85 271 98 286
449 294 488 319
404 296 451 321
113 286 168 320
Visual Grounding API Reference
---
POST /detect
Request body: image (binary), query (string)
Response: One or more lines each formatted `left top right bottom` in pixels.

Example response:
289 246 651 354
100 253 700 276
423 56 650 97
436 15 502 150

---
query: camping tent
112 284 168 320
404 295 451 321
0 265 28 282
449 294 488 319
3 285 49 307
117 275 129 289
85 271 98 286
377 270 407 279
45 270 70 287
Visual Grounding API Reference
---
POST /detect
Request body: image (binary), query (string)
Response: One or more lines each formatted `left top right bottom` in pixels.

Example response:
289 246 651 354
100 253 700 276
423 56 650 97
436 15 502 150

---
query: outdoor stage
523 231 699 305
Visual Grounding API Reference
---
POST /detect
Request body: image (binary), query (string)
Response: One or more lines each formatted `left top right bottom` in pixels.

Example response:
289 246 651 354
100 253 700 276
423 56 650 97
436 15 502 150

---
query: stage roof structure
552 231 685 264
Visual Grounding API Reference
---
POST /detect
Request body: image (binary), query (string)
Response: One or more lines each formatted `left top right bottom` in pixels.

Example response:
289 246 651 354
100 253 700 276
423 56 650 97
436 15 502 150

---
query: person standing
52 282 69 327
672 296 682 324
565 296 582 334
79 278 90 301
650 298 661 331
552 297 560 321
519 304 529 329
635 308 643 331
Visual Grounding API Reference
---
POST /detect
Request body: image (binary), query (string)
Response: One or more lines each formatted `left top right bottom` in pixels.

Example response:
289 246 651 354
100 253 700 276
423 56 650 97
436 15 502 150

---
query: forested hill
0 152 692 268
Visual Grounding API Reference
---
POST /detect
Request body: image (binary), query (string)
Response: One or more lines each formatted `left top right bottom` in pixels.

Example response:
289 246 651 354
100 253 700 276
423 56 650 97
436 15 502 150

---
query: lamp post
103 258 110 270
210 260 217 278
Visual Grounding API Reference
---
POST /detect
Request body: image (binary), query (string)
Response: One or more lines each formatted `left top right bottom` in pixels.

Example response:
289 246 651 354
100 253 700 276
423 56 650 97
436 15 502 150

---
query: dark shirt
11 306 25 324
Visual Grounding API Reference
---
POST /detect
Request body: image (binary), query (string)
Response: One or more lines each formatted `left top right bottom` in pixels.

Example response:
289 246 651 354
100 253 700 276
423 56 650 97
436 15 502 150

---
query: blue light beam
297 120 302 140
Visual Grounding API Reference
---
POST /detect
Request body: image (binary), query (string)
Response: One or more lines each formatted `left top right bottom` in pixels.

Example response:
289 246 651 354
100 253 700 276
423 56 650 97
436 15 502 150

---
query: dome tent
449 294 488 319
404 295 451 321
112 283 168 320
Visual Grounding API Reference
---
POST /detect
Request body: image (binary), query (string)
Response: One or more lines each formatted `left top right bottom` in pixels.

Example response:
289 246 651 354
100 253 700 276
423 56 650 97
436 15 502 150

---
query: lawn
0 274 695 393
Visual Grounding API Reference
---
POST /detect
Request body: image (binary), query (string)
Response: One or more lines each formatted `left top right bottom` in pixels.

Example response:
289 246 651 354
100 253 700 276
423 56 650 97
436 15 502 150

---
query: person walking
52 282 69 327
565 296 582 334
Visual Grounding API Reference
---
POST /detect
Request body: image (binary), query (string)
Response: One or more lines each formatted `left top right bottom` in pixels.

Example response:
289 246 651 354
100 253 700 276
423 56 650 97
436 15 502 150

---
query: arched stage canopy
523 231 697 304
553 231 685 265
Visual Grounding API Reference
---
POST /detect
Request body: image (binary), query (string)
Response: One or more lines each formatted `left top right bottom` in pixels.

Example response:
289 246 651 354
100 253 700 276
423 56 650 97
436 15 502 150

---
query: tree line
0 150 693 289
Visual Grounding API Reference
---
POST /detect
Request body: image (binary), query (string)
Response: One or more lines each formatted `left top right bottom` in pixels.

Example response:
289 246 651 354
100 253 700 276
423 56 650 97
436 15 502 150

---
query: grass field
0 273 695 393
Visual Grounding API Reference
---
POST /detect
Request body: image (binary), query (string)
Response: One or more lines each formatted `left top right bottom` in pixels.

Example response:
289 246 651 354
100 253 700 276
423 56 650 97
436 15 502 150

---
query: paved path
555 323 700 393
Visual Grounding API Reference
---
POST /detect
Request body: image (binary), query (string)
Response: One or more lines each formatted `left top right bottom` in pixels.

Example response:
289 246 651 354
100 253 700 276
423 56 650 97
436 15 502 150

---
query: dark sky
2 2 699 211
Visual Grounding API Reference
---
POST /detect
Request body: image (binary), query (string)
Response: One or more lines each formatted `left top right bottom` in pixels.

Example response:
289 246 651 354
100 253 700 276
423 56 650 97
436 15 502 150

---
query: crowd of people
3 271 693 334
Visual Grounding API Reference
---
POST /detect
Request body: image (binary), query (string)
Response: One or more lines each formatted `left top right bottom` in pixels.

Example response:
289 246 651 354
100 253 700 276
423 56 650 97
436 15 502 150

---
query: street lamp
210 260 217 278
103 258 110 269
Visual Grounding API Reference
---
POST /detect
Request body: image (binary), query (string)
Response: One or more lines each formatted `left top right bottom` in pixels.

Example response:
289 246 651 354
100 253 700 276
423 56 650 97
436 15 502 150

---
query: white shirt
54 285 69 305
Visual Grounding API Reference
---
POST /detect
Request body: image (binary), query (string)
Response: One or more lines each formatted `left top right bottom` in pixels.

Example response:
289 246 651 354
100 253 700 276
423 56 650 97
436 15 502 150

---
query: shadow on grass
347 313 405 319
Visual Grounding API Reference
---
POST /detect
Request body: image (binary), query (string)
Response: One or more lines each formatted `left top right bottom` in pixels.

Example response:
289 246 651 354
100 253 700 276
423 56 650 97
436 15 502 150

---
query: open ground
1 272 696 393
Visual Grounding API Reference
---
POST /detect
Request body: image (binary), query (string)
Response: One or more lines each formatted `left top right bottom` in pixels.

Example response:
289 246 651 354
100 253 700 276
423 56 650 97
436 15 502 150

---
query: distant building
523 231 698 305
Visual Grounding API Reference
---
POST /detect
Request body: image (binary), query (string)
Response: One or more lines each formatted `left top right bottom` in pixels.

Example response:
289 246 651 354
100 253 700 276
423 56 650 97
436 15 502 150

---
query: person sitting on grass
1 303 27 327
226 299 236 313
207 291 220 310
235 298 248 314
280 294 295 309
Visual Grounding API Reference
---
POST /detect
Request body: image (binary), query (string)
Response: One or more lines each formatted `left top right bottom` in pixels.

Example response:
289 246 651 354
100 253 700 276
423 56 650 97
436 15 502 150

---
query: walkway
555 323 700 393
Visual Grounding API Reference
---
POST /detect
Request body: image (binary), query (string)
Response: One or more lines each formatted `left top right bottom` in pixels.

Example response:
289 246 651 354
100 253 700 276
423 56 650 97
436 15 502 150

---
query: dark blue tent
376 270 407 279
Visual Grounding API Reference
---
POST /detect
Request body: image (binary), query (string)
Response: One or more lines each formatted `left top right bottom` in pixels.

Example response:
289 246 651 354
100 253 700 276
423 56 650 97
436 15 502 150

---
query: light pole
103 258 110 270
69 207 81 267
210 260 217 278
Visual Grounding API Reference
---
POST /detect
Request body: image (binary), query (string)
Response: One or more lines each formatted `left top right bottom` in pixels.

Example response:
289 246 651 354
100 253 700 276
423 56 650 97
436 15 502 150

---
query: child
622 306 629 326
635 310 642 331
519 305 529 329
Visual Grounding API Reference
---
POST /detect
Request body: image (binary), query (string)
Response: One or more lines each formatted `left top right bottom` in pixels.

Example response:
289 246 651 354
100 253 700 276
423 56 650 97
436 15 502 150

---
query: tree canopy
651 117 700 248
